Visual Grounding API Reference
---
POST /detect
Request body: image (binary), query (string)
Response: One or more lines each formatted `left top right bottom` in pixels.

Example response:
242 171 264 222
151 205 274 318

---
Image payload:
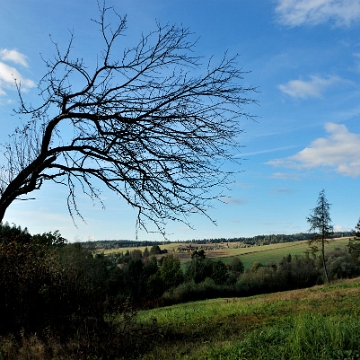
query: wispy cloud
270 188 297 195
334 224 351 232
220 197 247 205
233 182 253 189
241 146 296 157
0 49 29 67
275 0 360 27
353 53 360 72
178 226 193 232
278 75 343 99
0 49 35 96
267 122 360 177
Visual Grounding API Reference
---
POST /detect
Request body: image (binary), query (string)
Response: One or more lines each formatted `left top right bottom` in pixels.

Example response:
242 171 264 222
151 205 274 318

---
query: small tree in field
0 1 256 235
307 189 333 283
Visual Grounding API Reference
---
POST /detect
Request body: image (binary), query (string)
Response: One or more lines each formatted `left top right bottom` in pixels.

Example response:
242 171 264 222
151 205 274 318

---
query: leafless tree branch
0 1 257 236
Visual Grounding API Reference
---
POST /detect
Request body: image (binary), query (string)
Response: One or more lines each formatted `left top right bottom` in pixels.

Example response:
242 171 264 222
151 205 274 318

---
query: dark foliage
0 222 31 244
230 257 245 274
325 249 360 280
185 256 213 283
0 225 113 336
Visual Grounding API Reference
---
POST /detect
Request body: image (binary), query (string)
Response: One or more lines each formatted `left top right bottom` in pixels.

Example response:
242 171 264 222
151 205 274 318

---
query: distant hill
82 231 354 250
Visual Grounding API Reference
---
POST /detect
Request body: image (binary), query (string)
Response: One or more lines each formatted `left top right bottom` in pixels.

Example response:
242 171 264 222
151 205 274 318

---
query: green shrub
325 249 360 280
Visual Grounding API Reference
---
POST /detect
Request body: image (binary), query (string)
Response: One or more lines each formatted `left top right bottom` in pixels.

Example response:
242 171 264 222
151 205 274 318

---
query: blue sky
1 0 360 242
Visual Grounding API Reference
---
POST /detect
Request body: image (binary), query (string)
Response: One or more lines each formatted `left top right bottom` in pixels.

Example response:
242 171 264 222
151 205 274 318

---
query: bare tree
307 189 334 283
0 2 256 235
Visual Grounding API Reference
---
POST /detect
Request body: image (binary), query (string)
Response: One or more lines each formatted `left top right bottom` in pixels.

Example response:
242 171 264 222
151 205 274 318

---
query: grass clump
288 314 360 359
206 314 360 360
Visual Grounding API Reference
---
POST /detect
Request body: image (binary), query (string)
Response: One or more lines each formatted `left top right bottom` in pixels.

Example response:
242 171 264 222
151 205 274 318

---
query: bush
0 228 110 336
211 260 229 284
237 266 277 295
0 241 52 333
185 257 213 283
159 254 184 290
230 257 244 274
277 257 318 289
326 249 360 280
0 222 31 244
160 279 239 306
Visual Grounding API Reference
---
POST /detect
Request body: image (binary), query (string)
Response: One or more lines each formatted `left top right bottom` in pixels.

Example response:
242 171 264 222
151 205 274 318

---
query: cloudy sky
1 0 360 241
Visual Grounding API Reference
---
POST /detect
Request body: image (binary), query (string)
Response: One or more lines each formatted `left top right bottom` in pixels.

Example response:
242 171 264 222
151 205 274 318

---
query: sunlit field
101 237 351 270
134 277 360 359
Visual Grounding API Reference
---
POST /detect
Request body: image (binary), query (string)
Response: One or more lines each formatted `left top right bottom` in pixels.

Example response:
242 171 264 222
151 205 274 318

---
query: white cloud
267 122 360 177
0 61 35 96
275 0 360 27
0 49 29 67
278 75 342 98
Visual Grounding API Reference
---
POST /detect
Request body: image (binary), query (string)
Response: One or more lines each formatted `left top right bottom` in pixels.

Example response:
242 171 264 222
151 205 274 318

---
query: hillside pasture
221 237 351 269
101 237 351 270
135 277 360 359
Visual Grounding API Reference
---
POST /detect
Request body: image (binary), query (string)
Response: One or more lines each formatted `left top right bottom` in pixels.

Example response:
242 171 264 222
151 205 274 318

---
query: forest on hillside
83 231 354 250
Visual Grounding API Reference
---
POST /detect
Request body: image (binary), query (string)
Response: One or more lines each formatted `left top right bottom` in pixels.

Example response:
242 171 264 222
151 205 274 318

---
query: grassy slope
134 277 360 359
220 237 350 269
103 237 351 270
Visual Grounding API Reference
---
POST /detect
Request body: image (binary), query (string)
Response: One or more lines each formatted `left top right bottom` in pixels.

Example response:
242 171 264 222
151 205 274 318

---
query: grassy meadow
131 277 360 359
102 237 351 270
220 237 351 269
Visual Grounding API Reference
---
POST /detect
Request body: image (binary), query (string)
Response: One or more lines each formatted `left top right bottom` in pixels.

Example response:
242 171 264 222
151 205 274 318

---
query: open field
220 237 351 269
101 237 351 270
133 277 360 359
101 242 180 255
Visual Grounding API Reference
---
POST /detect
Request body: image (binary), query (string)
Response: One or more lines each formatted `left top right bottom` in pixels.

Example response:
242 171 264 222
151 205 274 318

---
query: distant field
221 237 351 269
100 237 351 270
101 242 180 255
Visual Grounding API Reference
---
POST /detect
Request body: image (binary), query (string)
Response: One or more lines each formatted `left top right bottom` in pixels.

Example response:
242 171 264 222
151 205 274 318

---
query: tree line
84 230 354 251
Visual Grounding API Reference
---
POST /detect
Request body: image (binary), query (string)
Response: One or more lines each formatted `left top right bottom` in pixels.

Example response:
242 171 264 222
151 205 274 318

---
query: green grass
101 237 351 271
222 237 350 269
134 277 360 359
